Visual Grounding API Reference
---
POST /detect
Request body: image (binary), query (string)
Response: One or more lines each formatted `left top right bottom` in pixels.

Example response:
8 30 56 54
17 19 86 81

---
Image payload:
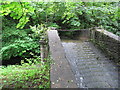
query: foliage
1 17 40 61
0 56 50 88
1 2 35 29
47 23 60 29
30 24 48 40
61 2 119 35
1 2 119 35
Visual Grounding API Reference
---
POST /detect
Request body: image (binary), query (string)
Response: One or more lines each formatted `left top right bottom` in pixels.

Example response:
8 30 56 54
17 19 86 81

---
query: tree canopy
1 2 119 35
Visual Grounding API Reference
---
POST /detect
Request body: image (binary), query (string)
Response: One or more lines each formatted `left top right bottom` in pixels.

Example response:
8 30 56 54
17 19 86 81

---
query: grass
0 56 50 89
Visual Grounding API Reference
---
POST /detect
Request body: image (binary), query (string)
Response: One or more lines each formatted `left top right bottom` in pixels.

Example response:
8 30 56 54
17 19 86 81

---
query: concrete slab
47 30 77 88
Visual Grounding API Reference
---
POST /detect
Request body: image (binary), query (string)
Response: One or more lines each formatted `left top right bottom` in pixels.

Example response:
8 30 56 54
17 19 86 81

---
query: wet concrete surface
61 38 118 88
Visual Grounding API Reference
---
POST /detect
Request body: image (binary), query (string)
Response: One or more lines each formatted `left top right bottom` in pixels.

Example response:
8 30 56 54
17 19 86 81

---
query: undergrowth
0 55 50 89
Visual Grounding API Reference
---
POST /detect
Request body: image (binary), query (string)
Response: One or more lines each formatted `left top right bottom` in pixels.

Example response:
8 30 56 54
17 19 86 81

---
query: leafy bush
30 24 48 40
61 2 119 35
1 2 119 35
1 2 35 29
1 17 40 61
0 56 50 88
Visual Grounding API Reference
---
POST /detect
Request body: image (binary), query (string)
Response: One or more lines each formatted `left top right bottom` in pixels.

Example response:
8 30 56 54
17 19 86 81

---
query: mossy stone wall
90 28 120 63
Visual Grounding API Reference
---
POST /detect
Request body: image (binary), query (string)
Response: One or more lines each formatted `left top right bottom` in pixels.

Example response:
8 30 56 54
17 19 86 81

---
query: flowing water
61 36 118 88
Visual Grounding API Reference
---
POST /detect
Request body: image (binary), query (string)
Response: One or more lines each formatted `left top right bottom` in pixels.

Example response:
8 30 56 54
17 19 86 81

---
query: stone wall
90 28 120 63
47 30 77 88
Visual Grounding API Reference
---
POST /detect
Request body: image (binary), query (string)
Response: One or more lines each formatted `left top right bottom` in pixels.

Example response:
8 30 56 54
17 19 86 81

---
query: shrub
0 55 50 88
1 17 40 61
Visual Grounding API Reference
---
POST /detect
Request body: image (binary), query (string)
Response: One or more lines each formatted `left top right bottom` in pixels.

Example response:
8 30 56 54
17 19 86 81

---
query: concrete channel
48 29 119 88
61 39 118 88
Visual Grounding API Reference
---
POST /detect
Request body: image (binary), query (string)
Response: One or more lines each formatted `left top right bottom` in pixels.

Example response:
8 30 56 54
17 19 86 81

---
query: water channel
60 33 118 88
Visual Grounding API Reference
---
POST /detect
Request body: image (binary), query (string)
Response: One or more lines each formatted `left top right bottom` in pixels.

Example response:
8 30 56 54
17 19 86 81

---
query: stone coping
47 30 77 88
96 29 120 41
